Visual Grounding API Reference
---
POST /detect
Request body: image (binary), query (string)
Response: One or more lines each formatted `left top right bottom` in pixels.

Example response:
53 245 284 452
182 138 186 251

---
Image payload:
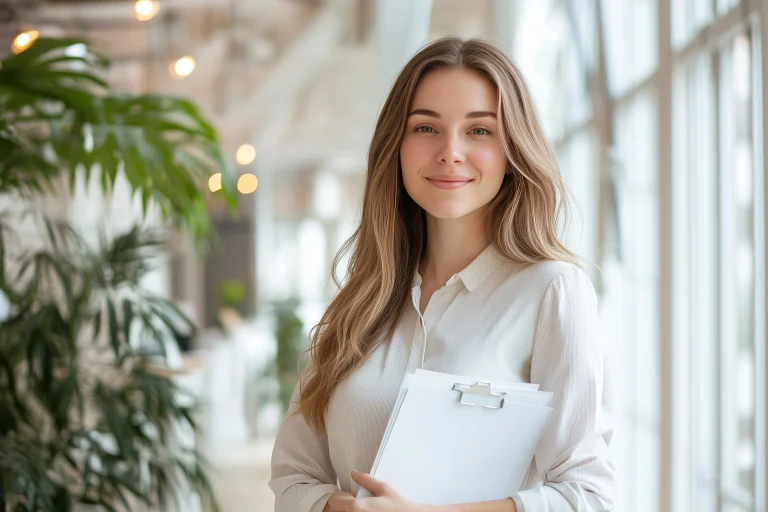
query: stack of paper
357 370 554 505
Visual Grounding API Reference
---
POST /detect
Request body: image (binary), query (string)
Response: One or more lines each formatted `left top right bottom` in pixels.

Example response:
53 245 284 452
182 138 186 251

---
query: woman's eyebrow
407 109 497 119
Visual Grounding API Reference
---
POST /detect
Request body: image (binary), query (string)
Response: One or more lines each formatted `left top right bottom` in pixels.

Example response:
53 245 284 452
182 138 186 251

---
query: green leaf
122 298 134 347
43 216 58 250
52 371 76 432
92 308 102 341
106 296 120 362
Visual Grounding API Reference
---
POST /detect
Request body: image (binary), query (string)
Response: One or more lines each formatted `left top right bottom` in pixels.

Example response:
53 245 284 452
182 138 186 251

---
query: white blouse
269 244 616 512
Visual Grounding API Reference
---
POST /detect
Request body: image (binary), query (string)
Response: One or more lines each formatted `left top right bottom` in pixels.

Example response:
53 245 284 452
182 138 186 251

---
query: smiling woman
270 36 616 512
401 67 507 220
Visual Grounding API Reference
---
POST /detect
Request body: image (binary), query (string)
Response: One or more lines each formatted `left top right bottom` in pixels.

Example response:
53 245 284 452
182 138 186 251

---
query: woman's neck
418 208 491 287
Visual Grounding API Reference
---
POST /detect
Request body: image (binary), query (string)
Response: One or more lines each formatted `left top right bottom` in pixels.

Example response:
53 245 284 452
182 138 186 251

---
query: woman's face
400 67 507 220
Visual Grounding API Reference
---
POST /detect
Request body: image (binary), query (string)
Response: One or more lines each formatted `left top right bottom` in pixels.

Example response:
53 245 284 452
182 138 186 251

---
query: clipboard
356 371 554 505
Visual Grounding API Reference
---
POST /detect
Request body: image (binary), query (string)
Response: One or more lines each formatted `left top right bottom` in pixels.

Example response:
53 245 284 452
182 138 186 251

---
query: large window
612 88 661 512
673 15 765 512
718 30 760 511
514 0 766 511
674 49 720 512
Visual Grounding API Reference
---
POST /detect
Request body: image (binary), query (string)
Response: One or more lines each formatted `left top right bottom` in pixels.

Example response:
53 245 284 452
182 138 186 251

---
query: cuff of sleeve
300 483 339 512
511 493 527 512
512 485 572 512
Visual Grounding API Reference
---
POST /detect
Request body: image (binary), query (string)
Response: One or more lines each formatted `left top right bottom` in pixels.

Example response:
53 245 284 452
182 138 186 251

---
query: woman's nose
436 132 466 165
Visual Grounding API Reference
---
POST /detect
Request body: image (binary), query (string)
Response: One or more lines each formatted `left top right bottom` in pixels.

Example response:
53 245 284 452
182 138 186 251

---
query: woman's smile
425 174 474 190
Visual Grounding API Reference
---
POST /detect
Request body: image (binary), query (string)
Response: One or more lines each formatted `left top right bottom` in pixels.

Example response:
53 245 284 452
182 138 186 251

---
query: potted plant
0 38 236 511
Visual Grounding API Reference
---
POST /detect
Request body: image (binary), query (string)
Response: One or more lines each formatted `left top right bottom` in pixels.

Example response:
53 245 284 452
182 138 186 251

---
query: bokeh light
12 31 39 54
236 144 257 165
171 56 196 78
134 0 160 21
208 173 222 192
237 173 258 194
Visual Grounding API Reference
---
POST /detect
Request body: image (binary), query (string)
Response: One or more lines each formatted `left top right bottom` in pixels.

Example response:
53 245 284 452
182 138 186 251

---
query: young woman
269 37 616 512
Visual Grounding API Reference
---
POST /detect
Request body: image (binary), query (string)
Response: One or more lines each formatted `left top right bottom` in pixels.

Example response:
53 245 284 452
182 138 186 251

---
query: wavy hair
295 36 581 432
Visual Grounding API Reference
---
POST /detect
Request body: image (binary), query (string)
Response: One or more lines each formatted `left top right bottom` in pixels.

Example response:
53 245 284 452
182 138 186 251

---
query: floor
209 437 276 512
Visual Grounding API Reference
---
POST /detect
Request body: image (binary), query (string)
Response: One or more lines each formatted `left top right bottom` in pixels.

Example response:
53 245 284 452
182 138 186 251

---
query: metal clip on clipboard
451 381 506 409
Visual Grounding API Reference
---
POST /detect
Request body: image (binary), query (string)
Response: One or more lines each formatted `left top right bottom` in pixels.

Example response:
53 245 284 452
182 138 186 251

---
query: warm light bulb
12 30 39 54
236 144 257 165
134 0 159 21
208 173 222 192
237 173 258 194
171 56 195 78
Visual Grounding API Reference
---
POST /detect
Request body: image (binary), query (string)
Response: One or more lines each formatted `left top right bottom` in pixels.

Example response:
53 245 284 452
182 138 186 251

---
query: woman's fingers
351 470 390 496
324 491 355 512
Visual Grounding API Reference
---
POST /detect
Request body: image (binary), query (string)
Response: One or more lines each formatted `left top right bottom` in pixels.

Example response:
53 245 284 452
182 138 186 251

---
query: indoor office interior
0 0 765 511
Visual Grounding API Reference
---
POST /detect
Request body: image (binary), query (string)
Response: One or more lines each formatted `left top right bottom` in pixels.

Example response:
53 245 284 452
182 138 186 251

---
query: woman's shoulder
496 257 596 302
498 256 589 284
530 259 597 306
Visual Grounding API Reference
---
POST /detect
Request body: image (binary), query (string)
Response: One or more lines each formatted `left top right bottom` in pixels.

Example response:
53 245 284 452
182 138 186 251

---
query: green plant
272 298 305 414
217 279 246 311
0 38 237 511
0 37 237 242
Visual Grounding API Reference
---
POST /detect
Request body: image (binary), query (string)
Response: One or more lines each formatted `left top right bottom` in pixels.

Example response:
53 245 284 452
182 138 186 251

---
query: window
602 0 658 95
674 51 719 512
674 25 765 512
513 2 767 511
558 129 599 264
613 89 661 512
718 0 742 16
673 0 715 48
718 31 760 512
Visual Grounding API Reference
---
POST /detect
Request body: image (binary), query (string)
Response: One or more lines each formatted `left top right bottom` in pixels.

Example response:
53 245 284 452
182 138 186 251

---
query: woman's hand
350 471 427 511
324 491 357 511
323 471 428 512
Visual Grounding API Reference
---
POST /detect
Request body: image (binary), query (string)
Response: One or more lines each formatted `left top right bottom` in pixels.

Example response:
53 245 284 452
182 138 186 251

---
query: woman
269 37 616 512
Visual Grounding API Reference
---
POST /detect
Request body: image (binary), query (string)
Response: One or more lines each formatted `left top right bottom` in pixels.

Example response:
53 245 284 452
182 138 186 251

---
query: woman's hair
295 36 581 432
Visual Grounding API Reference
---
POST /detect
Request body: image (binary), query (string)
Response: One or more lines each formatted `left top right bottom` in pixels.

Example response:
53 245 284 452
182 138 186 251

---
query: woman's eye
415 125 435 133
471 127 491 136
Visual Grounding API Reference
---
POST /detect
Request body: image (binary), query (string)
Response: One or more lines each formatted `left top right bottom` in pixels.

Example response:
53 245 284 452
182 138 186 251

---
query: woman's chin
421 205 480 221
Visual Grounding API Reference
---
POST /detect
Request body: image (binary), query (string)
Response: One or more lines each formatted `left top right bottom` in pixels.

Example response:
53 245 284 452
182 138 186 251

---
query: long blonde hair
296 36 580 433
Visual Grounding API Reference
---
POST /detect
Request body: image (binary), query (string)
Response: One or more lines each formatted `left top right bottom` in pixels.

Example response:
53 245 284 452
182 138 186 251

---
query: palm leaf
0 35 228 511
0 37 237 242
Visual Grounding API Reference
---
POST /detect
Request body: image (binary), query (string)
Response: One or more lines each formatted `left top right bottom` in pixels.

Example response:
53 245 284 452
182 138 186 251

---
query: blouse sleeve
511 266 617 512
269 375 339 512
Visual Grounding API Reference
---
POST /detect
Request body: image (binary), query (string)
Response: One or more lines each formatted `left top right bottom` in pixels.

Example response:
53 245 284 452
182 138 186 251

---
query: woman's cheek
399 139 428 178
401 137 423 161
469 145 506 178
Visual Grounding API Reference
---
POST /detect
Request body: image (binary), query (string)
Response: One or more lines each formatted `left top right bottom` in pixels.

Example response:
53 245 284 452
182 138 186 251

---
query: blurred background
0 0 765 511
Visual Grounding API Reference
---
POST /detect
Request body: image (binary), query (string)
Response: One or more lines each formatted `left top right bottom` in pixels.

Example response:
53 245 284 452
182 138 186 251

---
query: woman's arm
430 499 516 512
348 472 518 512
270 379 340 512
509 266 616 511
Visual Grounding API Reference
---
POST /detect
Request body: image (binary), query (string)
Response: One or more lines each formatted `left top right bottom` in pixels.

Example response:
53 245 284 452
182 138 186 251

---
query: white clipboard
356 371 554 505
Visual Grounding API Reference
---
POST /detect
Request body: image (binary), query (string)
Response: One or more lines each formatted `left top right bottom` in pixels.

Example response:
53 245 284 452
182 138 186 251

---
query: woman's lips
426 177 473 190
